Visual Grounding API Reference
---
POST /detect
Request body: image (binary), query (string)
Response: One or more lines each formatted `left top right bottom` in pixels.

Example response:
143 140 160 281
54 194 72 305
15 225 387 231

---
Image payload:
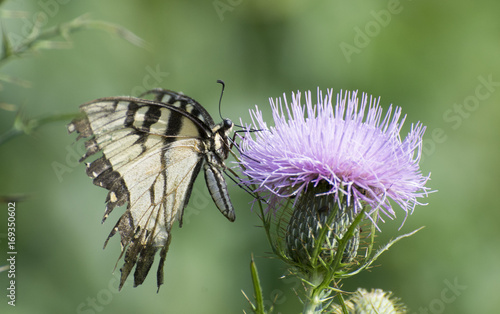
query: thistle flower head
238 89 431 224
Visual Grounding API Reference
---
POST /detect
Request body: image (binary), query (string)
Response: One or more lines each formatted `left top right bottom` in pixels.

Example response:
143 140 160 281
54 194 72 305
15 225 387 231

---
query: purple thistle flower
238 88 431 225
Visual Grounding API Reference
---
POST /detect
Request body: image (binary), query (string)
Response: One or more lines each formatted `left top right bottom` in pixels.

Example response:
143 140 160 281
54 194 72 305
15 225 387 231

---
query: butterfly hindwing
68 89 235 290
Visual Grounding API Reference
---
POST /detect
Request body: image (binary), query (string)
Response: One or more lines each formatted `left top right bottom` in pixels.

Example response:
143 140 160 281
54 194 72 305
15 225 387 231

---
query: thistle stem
303 270 328 314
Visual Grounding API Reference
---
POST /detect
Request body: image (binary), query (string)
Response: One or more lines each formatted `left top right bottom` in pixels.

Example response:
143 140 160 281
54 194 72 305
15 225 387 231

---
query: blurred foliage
0 12 146 145
1 1 499 313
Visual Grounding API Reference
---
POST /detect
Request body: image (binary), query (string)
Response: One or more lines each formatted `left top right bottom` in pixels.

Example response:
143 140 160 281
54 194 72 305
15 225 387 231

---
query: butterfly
68 87 235 290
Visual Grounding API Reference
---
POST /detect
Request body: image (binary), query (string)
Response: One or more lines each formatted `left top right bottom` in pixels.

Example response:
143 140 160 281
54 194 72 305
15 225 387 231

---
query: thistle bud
332 288 406 314
285 182 360 269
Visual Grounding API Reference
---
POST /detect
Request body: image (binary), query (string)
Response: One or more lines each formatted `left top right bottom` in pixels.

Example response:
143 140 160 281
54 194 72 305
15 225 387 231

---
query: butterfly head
222 118 233 132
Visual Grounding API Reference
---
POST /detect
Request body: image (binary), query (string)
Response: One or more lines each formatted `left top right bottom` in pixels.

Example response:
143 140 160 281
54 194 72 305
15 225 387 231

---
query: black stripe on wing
81 96 214 138
140 88 216 129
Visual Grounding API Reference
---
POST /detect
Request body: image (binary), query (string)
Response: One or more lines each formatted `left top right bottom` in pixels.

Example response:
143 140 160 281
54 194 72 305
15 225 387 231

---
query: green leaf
1 23 13 61
339 226 425 279
249 255 266 314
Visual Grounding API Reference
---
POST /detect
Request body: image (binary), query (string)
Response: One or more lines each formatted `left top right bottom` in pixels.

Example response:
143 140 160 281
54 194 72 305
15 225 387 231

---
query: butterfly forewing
68 89 235 290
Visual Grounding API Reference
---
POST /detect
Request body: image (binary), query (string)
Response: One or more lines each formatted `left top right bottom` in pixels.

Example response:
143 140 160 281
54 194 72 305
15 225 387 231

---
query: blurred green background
1 0 499 313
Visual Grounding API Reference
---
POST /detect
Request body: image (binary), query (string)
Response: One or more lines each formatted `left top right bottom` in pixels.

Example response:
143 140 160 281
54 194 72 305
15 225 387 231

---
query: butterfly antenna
217 79 225 121
216 80 264 132
216 80 254 130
